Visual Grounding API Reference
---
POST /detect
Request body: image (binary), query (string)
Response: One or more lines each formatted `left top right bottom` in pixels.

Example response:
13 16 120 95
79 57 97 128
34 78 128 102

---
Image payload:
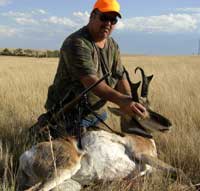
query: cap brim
104 11 122 18
106 11 122 18
95 8 122 18
116 12 122 18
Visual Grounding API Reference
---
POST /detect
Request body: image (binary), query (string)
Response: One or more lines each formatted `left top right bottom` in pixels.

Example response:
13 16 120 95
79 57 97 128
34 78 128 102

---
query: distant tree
24 49 33 57
2 48 12 56
38 51 47 58
47 50 59 57
14 48 24 56
47 50 53 57
0 48 60 57
53 50 60 57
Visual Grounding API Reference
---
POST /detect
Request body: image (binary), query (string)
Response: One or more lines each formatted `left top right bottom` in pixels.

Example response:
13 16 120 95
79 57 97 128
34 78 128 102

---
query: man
45 0 147 137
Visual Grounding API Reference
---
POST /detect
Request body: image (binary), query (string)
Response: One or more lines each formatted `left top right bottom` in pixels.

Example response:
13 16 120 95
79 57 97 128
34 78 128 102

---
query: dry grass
0 55 200 190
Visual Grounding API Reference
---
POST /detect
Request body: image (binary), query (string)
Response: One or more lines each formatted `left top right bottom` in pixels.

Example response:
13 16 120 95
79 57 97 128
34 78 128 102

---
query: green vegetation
0 48 60 57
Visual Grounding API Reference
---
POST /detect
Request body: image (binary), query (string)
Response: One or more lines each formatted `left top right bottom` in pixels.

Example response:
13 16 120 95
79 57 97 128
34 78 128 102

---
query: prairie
0 55 200 190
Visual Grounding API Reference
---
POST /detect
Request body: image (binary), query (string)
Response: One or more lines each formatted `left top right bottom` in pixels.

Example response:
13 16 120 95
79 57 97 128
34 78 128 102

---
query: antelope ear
107 106 124 116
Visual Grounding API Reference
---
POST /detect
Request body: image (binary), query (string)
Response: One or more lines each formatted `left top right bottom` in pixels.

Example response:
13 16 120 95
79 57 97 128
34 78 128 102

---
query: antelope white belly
73 130 136 184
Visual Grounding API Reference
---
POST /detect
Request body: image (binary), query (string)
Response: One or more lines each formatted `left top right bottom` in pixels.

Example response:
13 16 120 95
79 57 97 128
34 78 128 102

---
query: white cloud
2 11 31 18
115 20 125 30
2 11 39 25
15 17 38 25
73 11 89 18
1 9 199 41
31 9 48 15
43 16 77 28
193 13 200 21
73 11 90 25
2 9 48 18
119 13 198 33
0 25 17 37
177 8 200 13
38 9 47 14
0 0 10 6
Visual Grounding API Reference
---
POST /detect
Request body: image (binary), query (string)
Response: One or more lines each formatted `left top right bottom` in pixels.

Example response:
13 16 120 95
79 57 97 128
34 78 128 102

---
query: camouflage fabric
45 26 124 119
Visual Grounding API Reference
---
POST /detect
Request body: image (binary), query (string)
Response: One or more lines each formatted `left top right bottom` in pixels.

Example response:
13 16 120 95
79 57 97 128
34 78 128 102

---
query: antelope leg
140 154 178 176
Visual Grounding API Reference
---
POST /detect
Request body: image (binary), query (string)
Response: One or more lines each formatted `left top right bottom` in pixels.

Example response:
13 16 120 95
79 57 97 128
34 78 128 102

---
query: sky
0 0 200 55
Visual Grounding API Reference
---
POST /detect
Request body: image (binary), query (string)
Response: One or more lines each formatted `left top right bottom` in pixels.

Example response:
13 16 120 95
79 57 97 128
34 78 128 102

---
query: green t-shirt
45 26 124 114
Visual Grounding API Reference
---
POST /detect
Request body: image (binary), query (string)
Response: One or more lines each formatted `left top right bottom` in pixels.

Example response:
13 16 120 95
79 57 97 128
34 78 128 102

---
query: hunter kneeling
16 0 189 190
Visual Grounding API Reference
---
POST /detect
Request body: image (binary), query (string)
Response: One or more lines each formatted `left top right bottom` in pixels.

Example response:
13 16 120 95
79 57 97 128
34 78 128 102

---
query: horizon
0 0 200 55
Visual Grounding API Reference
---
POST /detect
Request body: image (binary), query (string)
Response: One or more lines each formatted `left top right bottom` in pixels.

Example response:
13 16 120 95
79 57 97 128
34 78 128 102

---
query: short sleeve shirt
45 26 124 112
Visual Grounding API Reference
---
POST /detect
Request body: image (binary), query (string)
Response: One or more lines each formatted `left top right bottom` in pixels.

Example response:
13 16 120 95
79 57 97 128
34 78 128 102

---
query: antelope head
109 67 172 138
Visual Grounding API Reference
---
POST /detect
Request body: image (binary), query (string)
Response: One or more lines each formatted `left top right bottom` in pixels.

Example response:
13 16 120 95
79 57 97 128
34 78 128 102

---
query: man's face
91 11 118 40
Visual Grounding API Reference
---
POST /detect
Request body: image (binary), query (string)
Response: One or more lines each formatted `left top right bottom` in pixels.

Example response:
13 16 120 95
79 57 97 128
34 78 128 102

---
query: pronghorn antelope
16 67 182 191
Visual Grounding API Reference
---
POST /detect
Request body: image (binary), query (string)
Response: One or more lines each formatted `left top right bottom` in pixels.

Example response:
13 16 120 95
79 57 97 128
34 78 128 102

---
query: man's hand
119 99 148 119
80 75 148 119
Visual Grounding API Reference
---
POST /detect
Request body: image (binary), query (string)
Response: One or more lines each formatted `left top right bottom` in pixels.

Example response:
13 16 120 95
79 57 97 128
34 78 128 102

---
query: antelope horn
130 81 141 102
135 67 153 98
123 66 132 87
123 67 141 102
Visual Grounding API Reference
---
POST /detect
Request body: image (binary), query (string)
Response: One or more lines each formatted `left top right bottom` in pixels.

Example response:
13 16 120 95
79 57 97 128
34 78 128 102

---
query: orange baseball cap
93 0 122 18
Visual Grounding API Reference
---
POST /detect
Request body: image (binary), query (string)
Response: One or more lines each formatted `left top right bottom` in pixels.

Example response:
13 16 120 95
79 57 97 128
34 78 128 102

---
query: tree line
0 48 60 58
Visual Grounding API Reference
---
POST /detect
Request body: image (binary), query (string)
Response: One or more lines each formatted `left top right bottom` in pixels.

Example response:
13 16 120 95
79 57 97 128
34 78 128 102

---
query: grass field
0 55 200 190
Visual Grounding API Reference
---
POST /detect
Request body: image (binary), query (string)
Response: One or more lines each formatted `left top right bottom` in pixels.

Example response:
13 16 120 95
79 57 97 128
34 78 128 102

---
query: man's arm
115 77 131 96
80 75 147 118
